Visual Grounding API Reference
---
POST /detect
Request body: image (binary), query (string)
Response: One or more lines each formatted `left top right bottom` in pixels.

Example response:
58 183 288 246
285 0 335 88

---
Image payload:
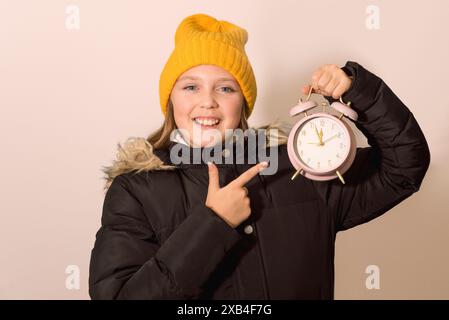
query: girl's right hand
205 161 269 228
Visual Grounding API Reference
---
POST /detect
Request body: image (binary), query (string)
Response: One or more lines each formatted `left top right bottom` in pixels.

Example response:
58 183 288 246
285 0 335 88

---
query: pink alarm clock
287 86 359 184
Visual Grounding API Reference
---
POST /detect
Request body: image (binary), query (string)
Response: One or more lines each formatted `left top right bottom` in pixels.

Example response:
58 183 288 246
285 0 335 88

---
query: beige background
1 0 447 299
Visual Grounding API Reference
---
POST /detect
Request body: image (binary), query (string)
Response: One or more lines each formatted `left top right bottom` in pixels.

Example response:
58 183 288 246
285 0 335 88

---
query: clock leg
291 168 303 181
336 170 345 184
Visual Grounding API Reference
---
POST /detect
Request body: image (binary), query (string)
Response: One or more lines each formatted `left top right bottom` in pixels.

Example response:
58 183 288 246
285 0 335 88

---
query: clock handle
330 100 358 121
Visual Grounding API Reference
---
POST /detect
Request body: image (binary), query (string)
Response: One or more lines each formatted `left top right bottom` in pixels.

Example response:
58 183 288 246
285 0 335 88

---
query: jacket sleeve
89 174 243 299
311 61 431 232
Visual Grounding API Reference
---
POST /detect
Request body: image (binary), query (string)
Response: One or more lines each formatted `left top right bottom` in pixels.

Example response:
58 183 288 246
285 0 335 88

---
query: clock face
294 116 350 172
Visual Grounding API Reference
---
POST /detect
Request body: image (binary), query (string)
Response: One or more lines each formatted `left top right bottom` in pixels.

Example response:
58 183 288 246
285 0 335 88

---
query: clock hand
322 134 338 144
314 126 324 146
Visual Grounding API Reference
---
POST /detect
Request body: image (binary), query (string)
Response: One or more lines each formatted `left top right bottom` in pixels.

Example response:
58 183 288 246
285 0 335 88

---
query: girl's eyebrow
178 76 237 83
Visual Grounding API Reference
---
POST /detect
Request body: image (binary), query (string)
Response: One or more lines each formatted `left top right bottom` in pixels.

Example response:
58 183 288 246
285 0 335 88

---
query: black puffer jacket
89 61 430 299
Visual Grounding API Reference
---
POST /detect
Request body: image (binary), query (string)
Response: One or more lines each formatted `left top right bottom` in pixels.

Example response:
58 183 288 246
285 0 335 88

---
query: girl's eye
220 87 235 93
183 85 197 91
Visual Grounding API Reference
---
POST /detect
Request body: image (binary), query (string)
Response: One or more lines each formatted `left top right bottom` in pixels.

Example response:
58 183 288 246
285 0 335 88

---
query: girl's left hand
301 64 353 99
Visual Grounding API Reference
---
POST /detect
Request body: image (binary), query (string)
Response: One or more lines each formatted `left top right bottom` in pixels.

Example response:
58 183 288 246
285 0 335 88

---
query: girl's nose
200 94 218 109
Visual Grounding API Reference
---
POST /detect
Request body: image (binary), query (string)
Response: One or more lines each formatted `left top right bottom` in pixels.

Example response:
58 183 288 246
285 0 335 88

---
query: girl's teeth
194 118 220 126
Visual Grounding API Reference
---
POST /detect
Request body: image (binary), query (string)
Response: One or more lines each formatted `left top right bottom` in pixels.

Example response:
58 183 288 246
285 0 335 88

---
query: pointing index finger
230 161 268 188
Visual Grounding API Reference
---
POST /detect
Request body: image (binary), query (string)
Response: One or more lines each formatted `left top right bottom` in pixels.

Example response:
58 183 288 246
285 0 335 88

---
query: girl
89 13 430 299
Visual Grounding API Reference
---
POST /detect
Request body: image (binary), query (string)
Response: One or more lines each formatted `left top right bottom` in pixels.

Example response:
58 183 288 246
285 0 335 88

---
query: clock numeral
337 132 342 138
336 153 340 158
317 161 320 169
332 123 335 130
328 159 332 167
298 140 302 146
320 119 325 127
307 158 311 163
339 143 344 149
301 130 306 136
309 122 315 128
300 150 304 156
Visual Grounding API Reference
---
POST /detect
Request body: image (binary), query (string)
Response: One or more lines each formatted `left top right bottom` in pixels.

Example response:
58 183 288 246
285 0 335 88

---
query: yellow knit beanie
159 13 257 117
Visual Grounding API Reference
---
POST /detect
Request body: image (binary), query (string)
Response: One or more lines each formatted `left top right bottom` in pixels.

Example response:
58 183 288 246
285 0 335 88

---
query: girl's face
170 64 244 147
